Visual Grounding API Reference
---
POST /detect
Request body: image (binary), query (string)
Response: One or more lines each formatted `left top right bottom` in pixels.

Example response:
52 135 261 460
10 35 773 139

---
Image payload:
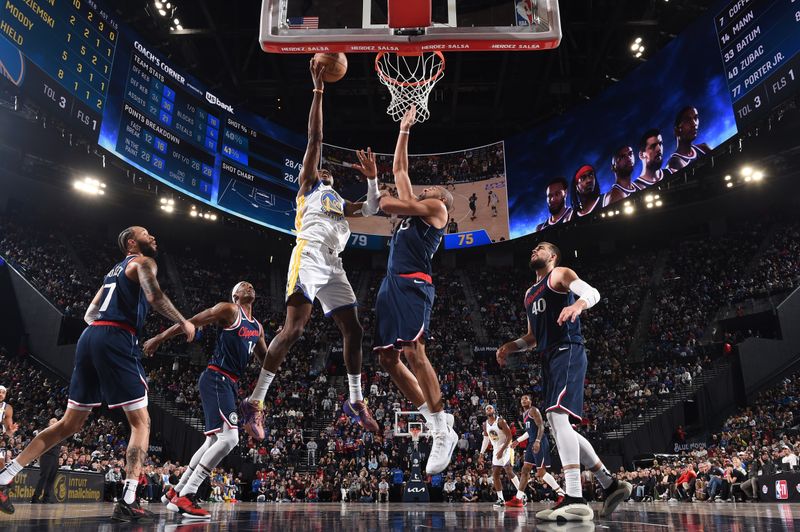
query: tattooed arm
129 257 195 341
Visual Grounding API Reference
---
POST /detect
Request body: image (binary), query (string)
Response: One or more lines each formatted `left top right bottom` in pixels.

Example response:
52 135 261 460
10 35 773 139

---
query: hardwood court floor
1 500 799 530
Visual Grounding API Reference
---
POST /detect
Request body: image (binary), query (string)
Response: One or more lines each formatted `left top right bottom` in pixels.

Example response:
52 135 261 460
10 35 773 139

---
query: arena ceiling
111 1 719 148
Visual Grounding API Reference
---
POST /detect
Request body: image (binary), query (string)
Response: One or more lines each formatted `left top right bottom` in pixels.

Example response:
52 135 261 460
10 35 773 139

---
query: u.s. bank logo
320 191 344 220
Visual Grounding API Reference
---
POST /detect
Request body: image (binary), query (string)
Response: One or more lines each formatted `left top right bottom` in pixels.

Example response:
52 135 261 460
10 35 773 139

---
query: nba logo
775 480 788 500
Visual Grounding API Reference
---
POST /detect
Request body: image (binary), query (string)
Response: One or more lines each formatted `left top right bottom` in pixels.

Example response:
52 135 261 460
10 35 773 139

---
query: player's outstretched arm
344 147 380 218
551 267 600 325
392 105 416 201
132 257 195 342
143 302 238 356
297 60 327 197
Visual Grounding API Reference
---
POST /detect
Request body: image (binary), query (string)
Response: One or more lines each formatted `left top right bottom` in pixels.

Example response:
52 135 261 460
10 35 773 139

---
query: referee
31 418 59 503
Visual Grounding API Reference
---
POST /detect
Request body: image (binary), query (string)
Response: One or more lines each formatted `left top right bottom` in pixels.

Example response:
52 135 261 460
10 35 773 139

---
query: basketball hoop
375 51 445 123
409 425 422 444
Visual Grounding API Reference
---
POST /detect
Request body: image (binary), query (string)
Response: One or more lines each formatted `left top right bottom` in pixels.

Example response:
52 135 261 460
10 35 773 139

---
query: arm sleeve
516 432 530 443
480 436 490 454
360 179 381 216
84 303 100 325
569 279 600 309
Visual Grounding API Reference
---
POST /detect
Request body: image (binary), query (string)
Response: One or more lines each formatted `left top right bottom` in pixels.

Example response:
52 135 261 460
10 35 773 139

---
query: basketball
313 53 348 83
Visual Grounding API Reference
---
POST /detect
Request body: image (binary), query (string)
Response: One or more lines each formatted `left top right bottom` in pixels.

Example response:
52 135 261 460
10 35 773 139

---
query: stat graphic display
715 0 800 128
0 0 118 135
2 0 799 248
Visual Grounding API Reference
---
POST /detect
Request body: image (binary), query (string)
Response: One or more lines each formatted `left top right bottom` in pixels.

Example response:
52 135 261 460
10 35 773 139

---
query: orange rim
375 50 446 88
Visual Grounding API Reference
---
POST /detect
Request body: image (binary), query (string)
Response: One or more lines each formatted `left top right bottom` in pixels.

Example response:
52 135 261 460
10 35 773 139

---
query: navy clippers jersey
523 411 542 440
387 217 444 276
524 271 584 351
209 306 262 379
97 255 150 336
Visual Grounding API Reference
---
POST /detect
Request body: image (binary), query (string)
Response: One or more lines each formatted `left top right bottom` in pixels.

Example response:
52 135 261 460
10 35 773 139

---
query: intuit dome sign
9 469 103 503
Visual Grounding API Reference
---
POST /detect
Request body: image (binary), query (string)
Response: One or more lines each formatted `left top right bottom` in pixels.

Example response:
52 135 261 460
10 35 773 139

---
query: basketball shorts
199 368 239 435
492 445 513 467
524 434 552 468
285 239 357 316
68 324 148 411
541 342 587 421
373 273 435 351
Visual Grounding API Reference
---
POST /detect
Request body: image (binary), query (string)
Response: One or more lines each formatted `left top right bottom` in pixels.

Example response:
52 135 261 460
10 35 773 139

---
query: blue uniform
374 216 444 350
522 410 552 467
68 255 151 411
199 306 262 434
524 271 587 421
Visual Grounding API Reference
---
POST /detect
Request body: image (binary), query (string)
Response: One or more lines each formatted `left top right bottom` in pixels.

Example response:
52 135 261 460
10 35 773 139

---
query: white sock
496 490 504 501
511 476 520 490
418 403 434 424
123 479 139 504
429 411 446 433
250 368 276 402
564 469 581 498
542 472 564 493
593 467 614 489
347 374 363 403
516 490 525 499
175 466 194 494
181 464 212 497
0 459 23 485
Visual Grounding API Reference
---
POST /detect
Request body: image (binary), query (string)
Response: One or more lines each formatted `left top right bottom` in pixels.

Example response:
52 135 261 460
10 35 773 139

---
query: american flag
287 16 319 29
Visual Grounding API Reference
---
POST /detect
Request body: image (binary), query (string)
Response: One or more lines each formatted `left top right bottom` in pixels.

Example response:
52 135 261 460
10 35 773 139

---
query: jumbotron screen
1 0 798 248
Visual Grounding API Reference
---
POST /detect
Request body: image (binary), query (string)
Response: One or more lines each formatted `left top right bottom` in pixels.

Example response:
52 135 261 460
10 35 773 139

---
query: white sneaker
425 426 458 475
445 413 454 429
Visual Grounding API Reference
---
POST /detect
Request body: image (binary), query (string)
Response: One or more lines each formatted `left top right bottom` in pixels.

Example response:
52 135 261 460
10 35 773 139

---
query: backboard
260 0 561 54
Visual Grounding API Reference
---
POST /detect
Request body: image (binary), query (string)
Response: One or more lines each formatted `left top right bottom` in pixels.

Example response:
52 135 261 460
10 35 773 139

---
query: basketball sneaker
539 495 593 522
174 493 211 520
161 486 177 505
343 400 379 432
239 399 265 441
111 499 156 522
493 498 506 507
599 479 633 517
0 482 15 515
534 494 564 521
506 496 526 507
425 425 458 475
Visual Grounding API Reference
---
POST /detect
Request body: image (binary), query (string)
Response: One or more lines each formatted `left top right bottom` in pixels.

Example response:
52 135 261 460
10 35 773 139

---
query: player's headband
484 404 495 413
575 165 595 180
231 281 247 302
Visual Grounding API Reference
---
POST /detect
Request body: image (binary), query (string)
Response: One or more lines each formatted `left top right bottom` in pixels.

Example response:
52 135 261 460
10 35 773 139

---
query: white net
375 51 445 123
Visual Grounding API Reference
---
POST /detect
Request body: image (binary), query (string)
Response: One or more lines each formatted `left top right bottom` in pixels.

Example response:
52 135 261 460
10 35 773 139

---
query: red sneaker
174 493 211 520
0 482 15 515
161 486 177 505
239 400 265 441
506 496 526 507
343 400 379 432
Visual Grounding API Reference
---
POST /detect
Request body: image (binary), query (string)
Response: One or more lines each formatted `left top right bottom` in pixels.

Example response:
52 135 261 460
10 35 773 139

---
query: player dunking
506 394 565 507
143 282 267 520
0 226 195 520
374 105 457 475
480 404 521 506
242 60 381 435
496 242 631 521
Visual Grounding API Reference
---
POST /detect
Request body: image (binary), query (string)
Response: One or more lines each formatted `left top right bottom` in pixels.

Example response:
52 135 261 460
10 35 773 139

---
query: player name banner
759 472 800 502
8 468 103 503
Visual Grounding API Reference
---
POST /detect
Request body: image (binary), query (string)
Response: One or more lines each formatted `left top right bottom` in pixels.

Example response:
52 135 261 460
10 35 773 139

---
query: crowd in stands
2 211 800 504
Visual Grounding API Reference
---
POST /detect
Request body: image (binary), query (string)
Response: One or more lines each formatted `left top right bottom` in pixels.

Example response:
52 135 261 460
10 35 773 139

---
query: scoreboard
716 0 800 128
1 0 117 135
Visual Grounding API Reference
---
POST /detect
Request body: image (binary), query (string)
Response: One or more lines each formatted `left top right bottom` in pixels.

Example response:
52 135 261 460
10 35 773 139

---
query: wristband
513 338 530 351
313 89 324 94
399 130 410 135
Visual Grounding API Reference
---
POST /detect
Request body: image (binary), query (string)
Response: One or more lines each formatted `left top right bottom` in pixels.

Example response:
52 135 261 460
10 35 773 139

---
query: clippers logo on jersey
320 191 345 220
210 307 262 380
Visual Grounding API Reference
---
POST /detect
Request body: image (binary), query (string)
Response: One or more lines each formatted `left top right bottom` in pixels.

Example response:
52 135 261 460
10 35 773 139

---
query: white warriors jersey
295 183 351 254
0 402 5 434
486 417 508 447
